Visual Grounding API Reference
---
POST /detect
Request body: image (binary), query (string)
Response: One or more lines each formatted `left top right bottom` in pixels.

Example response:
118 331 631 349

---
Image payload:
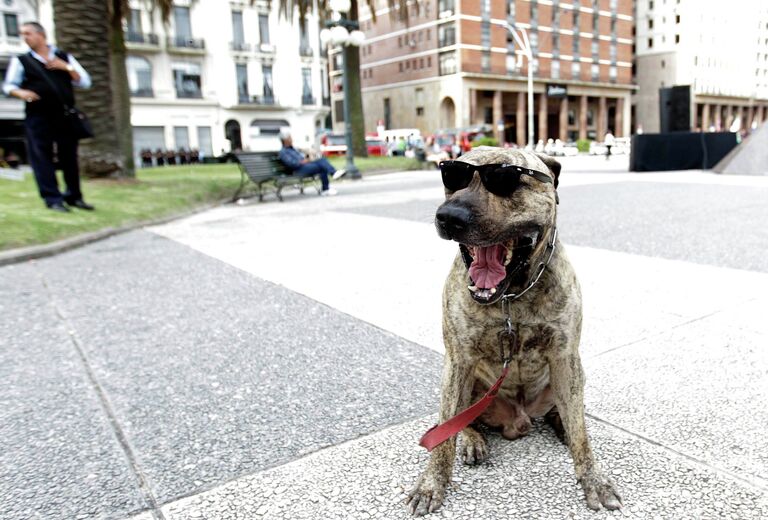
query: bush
470 137 499 148
576 139 591 153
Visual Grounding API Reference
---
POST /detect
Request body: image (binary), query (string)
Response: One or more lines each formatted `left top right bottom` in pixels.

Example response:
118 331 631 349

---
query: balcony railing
239 95 278 106
230 41 252 52
176 90 203 99
167 36 206 50
299 45 313 57
439 34 456 47
301 94 315 105
131 88 154 98
322 95 331 106
126 32 159 45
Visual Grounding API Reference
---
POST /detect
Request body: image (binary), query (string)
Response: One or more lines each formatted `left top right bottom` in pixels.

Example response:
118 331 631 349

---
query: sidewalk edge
0 199 228 267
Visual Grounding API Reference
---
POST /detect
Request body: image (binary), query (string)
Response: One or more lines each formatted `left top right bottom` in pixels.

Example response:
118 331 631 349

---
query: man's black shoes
67 199 95 211
48 203 70 212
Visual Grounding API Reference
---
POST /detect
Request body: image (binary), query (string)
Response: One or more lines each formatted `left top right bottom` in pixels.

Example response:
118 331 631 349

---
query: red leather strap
419 364 510 451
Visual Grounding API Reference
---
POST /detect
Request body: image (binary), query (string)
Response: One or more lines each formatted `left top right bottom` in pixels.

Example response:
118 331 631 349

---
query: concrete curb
0 199 229 267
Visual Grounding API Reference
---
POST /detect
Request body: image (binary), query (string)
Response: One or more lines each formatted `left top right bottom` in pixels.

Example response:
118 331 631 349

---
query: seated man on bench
278 130 345 196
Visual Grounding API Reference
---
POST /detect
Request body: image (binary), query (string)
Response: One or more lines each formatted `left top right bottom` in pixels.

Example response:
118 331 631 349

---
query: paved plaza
1 155 767 519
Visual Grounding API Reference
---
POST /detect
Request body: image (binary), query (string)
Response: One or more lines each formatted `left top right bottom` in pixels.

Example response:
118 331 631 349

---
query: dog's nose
435 205 472 237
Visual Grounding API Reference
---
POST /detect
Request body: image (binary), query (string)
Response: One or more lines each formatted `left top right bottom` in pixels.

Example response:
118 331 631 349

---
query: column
493 90 503 145
714 104 722 130
597 96 607 139
559 96 569 141
692 103 699 131
747 105 755 129
725 104 734 129
701 103 711 131
615 97 624 137
538 93 548 142
737 106 744 131
579 95 588 140
516 91 526 146
469 88 477 125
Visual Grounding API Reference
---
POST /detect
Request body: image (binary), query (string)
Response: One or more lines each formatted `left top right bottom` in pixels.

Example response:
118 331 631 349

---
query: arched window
126 56 153 97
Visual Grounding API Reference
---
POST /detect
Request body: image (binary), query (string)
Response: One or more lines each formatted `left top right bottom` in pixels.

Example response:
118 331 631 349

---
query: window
649 0 654 8
552 60 560 79
262 65 274 102
197 127 213 156
416 107 424 116
4 13 19 38
173 62 202 98
507 0 515 20
384 98 391 129
587 108 594 126
301 67 313 104
127 9 142 37
236 63 248 102
438 23 455 47
676 14 680 24
399 62 403 72
174 126 190 149
571 61 581 78
438 0 455 14
173 6 192 40
258 14 270 44
530 2 538 26
648 19 653 29
675 34 680 44
127 56 153 97
232 11 245 46
568 109 576 125
648 37 653 48
484 107 493 125
591 63 599 80
609 65 617 82
439 51 457 75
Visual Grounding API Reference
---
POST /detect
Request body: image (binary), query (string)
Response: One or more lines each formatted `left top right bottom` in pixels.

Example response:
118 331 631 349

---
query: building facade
13 0 330 164
334 0 635 145
0 0 38 161
635 0 768 133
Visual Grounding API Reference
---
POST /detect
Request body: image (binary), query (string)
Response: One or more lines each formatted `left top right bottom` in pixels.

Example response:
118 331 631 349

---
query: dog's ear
535 154 561 189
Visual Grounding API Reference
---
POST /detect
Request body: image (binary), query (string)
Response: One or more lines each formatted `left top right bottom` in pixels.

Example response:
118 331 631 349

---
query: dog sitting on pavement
407 147 622 516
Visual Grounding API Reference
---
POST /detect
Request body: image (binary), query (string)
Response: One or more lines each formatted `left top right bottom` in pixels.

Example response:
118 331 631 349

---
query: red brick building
330 0 635 144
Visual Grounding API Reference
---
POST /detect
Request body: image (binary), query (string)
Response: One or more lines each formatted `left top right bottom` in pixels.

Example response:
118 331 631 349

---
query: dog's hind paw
407 474 447 516
579 469 622 511
460 428 488 465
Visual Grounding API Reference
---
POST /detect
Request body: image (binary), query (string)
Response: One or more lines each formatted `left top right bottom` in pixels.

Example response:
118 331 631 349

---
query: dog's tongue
468 244 507 289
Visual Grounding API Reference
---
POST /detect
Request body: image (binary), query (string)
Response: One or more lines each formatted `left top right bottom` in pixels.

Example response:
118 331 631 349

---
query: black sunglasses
439 160 554 197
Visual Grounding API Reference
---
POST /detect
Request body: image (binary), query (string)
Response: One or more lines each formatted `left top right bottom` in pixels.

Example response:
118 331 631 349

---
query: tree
52 0 172 178
279 0 415 159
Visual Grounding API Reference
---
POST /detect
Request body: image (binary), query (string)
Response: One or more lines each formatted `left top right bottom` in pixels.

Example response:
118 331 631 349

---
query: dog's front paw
407 472 448 516
579 469 622 510
460 428 488 465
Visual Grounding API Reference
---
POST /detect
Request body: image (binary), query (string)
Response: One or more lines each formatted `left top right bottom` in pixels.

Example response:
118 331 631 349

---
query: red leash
419 363 510 451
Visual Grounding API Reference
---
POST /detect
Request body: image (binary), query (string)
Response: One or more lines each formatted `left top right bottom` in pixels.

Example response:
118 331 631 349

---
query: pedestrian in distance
278 130 345 196
604 130 615 160
2 21 93 212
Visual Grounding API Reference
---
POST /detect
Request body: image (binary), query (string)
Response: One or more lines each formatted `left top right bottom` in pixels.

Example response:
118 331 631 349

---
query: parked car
320 133 347 157
365 137 388 156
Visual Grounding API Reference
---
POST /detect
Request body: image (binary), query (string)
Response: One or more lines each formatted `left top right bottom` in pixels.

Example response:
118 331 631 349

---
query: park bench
231 151 321 202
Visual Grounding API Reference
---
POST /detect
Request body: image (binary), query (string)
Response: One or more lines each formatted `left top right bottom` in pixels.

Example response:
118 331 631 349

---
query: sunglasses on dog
439 160 554 196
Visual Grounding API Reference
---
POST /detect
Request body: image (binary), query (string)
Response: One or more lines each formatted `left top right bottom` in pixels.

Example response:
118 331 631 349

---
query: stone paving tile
585 304 768 484
0 263 148 520
31 231 441 505
162 417 768 520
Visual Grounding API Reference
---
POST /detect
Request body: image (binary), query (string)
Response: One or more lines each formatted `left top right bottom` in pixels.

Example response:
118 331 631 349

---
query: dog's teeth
468 285 478 292
490 288 497 294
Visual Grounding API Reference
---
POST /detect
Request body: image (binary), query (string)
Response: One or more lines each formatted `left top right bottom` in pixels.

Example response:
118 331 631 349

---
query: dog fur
407 147 621 515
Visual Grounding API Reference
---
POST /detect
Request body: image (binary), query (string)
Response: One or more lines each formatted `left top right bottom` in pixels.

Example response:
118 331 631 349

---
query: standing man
3 21 93 212
604 130 615 161
278 130 345 196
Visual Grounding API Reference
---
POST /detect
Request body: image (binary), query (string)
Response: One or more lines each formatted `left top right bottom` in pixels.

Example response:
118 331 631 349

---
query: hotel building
332 0 635 145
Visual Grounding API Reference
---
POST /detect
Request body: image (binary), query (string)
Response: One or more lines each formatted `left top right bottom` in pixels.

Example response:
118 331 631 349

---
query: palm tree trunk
53 0 133 178
348 1 367 158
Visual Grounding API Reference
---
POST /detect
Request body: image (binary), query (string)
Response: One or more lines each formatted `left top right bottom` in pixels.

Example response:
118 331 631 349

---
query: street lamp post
320 0 364 180
507 24 534 150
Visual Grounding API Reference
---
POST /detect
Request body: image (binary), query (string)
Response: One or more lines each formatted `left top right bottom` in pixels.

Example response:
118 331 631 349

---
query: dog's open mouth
461 232 538 305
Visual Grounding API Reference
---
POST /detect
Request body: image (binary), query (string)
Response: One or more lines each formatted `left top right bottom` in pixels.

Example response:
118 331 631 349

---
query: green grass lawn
0 156 424 251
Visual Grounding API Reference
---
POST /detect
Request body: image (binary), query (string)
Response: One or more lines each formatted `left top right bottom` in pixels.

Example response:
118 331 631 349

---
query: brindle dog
407 147 621 515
